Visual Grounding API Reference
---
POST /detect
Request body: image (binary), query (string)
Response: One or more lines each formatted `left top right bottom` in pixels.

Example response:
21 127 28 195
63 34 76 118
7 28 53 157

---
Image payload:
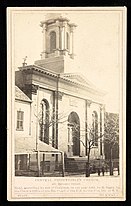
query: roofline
15 97 32 103
40 17 70 25
40 17 77 28
17 64 106 96
18 64 59 77
61 72 107 94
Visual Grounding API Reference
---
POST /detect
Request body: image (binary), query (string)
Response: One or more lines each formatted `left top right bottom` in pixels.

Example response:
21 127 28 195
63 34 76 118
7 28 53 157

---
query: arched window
68 112 80 156
66 32 69 50
92 111 98 147
50 31 56 53
39 99 49 144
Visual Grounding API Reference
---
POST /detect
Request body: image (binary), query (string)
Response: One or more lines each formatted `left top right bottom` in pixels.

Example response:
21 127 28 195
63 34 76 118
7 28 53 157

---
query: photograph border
7 7 126 201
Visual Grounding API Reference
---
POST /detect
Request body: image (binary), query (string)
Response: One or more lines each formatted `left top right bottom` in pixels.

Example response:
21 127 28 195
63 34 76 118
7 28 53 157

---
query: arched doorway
68 112 80 156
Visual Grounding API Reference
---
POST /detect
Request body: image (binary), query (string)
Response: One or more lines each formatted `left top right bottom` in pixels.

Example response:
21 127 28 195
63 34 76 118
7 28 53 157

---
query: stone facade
15 66 105 160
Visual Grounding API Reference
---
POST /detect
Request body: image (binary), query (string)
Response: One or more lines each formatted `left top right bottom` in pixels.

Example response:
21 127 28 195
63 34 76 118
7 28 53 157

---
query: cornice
17 64 106 96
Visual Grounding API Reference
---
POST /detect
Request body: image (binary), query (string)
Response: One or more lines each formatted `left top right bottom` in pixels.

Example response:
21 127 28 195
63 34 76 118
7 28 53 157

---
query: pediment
60 73 106 96
61 73 94 87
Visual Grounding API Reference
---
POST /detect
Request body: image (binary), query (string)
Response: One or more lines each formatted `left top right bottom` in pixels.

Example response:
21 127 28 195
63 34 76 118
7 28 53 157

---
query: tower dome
45 13 69 21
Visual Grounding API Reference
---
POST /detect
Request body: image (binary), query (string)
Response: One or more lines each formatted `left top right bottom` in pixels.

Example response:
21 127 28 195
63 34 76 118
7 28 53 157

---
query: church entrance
68 112 80 156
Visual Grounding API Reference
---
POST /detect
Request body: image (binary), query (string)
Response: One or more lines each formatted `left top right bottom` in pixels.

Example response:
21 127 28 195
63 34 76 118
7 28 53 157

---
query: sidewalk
65 171 119 177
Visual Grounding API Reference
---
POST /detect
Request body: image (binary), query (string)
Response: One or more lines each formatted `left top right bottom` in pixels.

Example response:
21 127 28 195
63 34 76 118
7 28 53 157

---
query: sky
12 9 123 113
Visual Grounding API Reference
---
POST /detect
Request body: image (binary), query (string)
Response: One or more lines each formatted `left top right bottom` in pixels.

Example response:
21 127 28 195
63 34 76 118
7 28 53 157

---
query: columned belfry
35 14 77 73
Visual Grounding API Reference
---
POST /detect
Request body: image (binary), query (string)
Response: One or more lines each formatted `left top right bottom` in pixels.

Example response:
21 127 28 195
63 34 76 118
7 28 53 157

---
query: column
41 23 47 59
52 92 55 148
59 26 63 50
56 20 60 51
86 100 92 156
63 25 66 50
70 29 72 54
70 26 74 59
63 22 67 51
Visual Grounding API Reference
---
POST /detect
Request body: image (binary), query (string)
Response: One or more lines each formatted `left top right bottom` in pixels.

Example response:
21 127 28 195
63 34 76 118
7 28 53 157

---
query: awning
15 137 62 154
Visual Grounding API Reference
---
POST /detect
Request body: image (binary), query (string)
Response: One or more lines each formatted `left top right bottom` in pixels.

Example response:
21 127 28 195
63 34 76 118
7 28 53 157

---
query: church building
15 14 106 175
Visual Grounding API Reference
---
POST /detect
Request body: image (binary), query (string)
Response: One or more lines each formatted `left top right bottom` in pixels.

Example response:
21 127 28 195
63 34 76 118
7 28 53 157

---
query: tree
34 105 68 147
34 104 119 177
35 106 101 177
72 121 103 177
71 112 119 177
34 105 68 176
104 112 119 175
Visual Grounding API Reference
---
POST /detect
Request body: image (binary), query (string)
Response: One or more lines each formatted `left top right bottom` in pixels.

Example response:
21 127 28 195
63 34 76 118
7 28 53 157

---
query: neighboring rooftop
15 86 31 102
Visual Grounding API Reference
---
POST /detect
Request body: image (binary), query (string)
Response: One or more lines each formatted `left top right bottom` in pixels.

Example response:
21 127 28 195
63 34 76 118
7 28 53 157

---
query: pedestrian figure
92 164 96 173
101 166 105 176
98 168 100 176
105 164 108 173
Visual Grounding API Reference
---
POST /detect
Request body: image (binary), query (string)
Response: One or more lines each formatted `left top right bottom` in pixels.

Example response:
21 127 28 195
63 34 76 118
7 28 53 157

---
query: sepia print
7 7 126 201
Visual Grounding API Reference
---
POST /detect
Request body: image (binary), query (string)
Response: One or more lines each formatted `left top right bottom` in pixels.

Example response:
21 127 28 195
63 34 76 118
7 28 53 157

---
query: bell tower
35 14 77 73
